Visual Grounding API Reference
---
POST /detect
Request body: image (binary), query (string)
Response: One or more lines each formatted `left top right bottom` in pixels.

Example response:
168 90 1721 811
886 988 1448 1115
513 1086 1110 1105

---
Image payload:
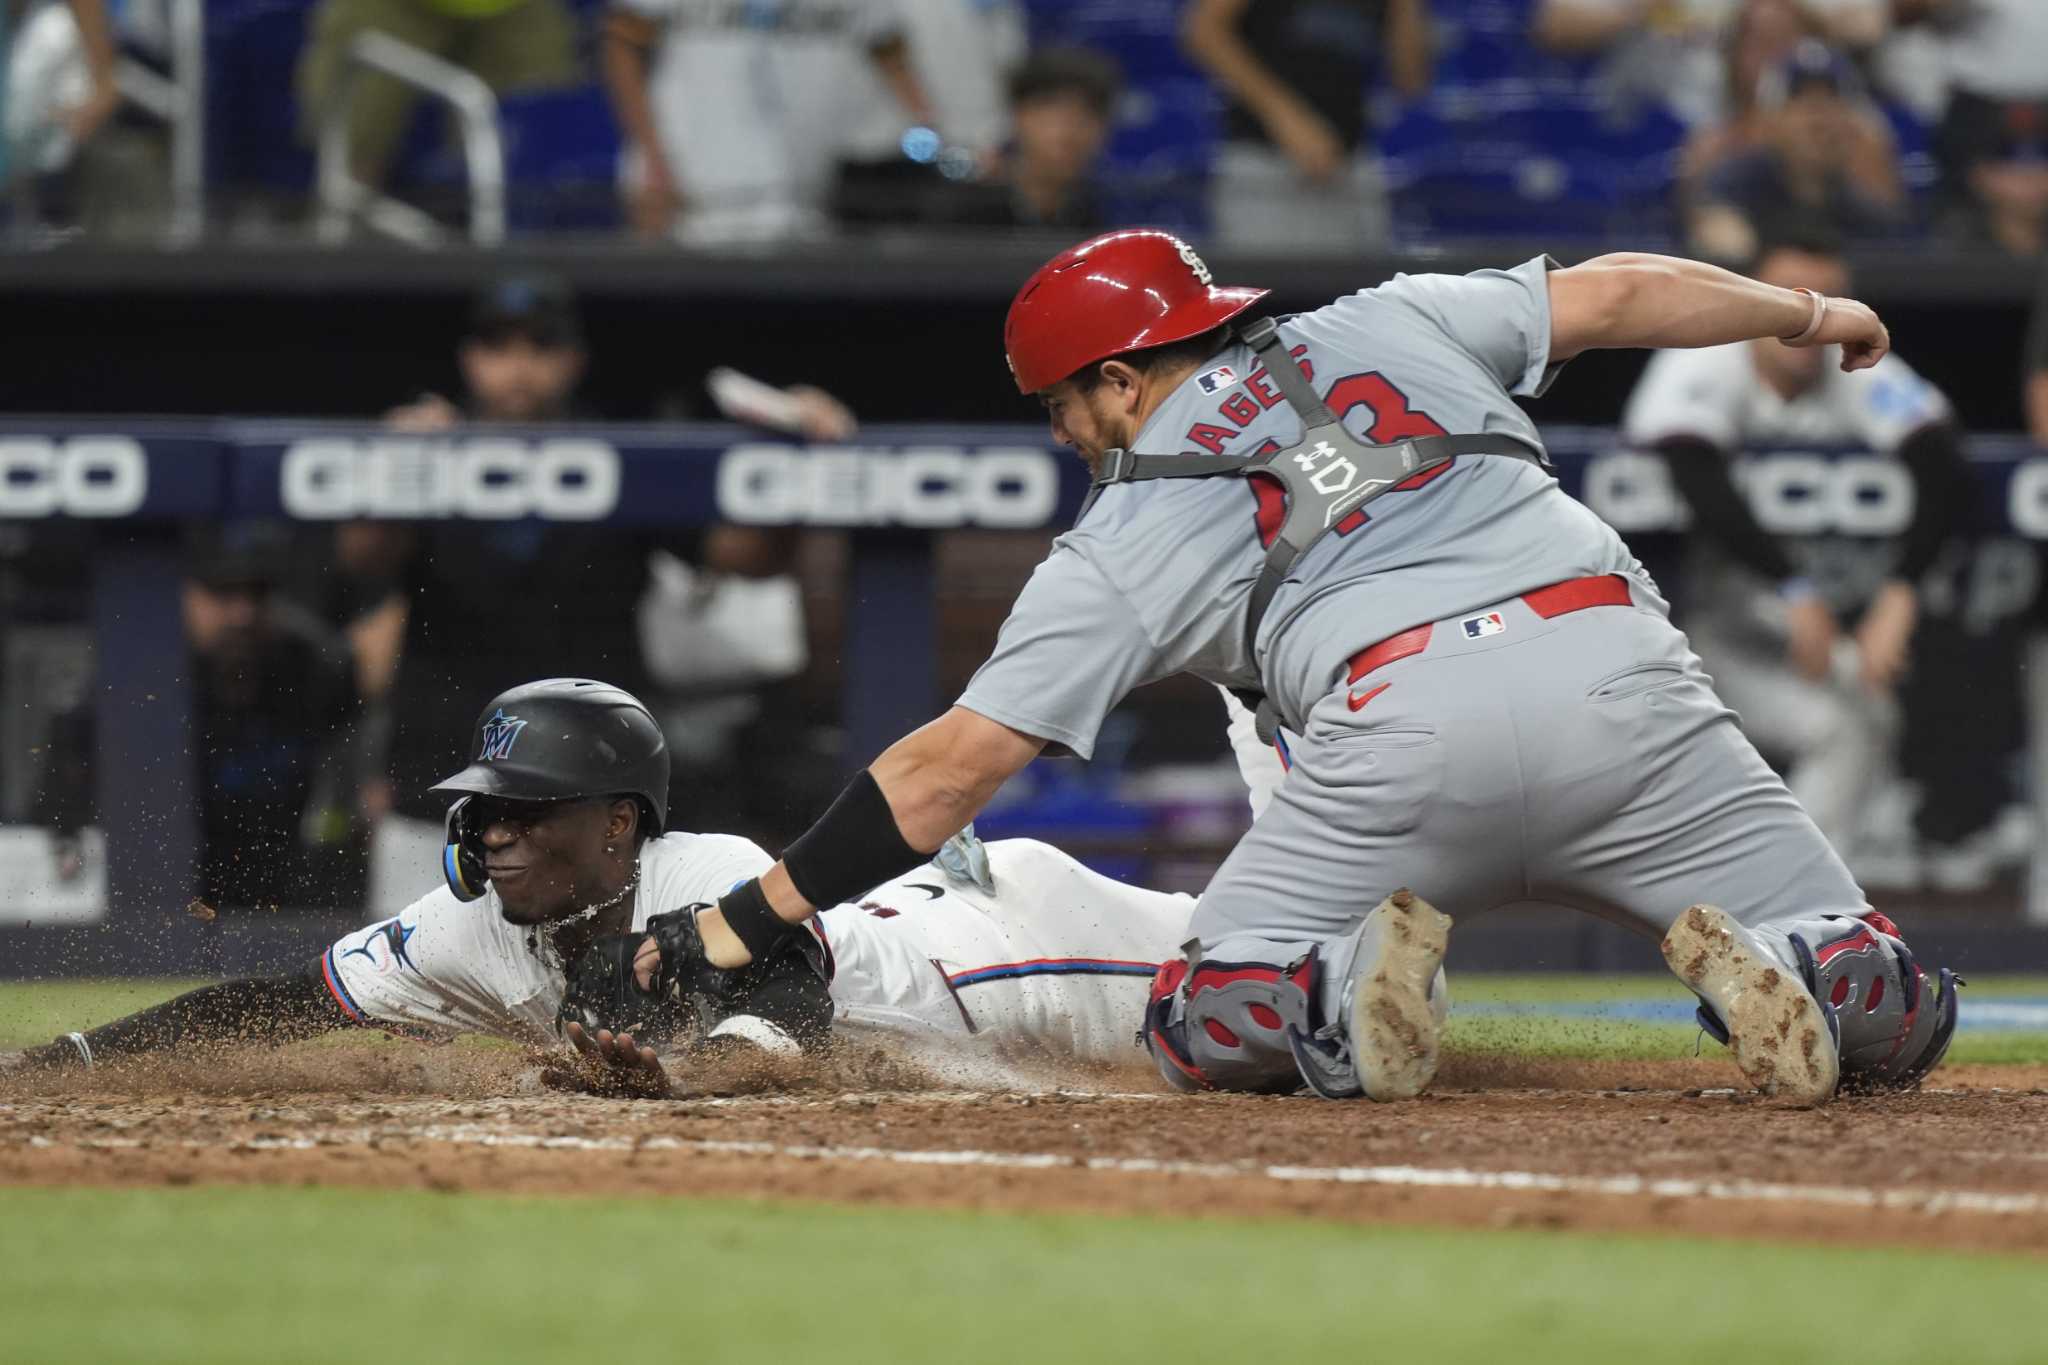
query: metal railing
315 30 506 247
111 0 205 242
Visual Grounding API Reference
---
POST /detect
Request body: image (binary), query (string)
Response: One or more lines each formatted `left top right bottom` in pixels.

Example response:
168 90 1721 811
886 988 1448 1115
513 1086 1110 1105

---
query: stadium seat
205 0 318 198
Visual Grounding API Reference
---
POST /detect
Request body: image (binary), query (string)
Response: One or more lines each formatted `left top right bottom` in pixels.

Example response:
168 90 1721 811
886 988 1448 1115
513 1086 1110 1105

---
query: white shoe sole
1661 903 1838 1106
1348 889 1452 1101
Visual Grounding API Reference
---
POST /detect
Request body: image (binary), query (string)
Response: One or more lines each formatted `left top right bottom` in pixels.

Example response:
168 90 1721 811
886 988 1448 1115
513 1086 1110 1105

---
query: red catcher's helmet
1004 229 1269 394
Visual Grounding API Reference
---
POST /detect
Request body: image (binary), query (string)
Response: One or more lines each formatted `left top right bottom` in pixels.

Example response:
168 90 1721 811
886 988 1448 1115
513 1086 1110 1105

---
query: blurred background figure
33 523 361 911
1686 39 1905 260
601 0 933 244
295 0 579 192
1621 222 2004 888
1908 0 2048 255
341 272 845 917
2 0 117 227
930 46 1119 231
1532 0 1743 131
896 0 1025 164
1183 0 1432 254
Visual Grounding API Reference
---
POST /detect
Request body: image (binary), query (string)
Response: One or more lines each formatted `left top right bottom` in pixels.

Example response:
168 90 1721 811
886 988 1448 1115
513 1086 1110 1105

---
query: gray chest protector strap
1079 316 1552 737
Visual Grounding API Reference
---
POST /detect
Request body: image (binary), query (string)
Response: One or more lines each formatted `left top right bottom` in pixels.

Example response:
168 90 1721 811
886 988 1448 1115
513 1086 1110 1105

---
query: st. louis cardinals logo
477 708 528 762
1174 237 1213 286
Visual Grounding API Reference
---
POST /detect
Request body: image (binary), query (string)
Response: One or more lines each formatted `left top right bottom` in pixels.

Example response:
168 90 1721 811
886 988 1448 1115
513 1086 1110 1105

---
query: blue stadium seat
498 83 622 231
1381 96 1683 243
1097 75 1215 233
206 0 319 195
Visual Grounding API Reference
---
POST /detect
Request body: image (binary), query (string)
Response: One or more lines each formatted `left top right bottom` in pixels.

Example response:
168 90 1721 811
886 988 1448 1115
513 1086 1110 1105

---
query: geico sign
0 437 148 517
716 446 1060 527
1582 451 1913 536
280 438 620 519
2003 460 2048 539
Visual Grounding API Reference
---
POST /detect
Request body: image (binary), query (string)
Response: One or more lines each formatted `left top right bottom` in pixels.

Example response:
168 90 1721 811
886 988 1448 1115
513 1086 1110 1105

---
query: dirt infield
4 1045 2044 1254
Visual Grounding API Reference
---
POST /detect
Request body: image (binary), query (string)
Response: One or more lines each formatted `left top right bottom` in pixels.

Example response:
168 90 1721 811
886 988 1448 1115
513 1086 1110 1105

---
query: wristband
1778 576 1818 602
716 878 798 963
1780 287 1827 344
782 769 927 912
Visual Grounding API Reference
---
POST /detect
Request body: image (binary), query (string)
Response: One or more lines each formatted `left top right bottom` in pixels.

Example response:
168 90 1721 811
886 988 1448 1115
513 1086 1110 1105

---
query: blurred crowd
1 0 2045 254
16 272 850 914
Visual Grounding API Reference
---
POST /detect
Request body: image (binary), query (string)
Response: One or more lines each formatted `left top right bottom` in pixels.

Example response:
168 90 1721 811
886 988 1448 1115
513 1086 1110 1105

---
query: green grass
7 976 2047 1064
0 1185 2040 1365
0 977 211 1048
1440 973 2048 1066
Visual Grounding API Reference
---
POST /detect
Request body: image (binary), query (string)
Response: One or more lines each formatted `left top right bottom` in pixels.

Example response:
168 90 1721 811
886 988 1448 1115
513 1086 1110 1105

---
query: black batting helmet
430 679 669 900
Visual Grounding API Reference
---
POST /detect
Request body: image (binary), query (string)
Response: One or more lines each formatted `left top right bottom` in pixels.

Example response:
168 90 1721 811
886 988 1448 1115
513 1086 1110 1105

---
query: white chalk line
15 1120 2044 1219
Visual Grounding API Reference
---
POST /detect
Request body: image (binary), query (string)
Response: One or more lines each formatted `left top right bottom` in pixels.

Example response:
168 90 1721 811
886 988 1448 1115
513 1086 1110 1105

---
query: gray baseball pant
1184 580 1868 1079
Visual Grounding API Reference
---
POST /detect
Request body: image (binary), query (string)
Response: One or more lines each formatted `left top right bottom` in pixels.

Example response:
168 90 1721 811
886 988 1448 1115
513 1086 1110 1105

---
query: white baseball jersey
320 834 1188 1065
1622 342 1950 620
319 830 769 1047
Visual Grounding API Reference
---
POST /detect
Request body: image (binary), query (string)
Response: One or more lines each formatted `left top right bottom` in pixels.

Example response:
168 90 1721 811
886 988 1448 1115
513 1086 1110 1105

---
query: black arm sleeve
26 962 357 1068
1651 434 1798 582
1894 421 1971 584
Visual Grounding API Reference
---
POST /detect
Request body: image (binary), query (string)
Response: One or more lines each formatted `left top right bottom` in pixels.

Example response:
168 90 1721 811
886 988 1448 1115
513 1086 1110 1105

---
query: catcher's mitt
558 904 832 1052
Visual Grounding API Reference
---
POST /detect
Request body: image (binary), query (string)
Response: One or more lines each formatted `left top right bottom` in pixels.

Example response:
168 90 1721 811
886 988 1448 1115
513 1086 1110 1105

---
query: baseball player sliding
9 679 1271 1092
652 229 1959 1107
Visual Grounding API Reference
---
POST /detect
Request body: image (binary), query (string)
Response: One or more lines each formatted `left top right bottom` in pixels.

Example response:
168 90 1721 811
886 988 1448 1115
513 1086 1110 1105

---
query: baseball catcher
662 229 1959 1106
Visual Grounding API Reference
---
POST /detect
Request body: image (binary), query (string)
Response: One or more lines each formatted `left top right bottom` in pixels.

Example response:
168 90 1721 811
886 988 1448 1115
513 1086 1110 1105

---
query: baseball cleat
1663 903 1838 1106
1344 889 1452 1101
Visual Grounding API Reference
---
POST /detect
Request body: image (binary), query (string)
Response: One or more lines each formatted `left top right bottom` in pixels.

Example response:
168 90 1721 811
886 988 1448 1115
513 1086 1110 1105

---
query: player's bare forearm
1383 0 1433 98
1548 253 1889 369
599 13 668 171
13 971 355 1071
700 710 1042 963
1181 0 1302 128
868 37 933 126
868 707 1043 850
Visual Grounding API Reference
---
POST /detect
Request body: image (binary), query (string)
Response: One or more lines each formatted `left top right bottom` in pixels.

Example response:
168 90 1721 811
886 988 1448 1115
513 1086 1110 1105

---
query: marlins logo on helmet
477 709 528 761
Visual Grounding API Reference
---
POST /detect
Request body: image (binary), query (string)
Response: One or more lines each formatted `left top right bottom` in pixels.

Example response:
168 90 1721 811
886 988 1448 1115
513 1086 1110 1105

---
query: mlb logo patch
1195 365 1237 395
1461 611 1506 640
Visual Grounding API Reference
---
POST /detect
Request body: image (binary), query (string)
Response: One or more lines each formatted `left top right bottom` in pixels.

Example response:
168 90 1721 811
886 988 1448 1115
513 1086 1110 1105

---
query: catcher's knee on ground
1689 909 1962 1093
1140 948 1450 1094
1142 956 1319 1092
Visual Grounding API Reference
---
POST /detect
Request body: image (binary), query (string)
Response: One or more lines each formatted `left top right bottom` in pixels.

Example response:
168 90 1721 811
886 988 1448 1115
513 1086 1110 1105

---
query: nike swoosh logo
1347 682 1390 712
905 882 945 900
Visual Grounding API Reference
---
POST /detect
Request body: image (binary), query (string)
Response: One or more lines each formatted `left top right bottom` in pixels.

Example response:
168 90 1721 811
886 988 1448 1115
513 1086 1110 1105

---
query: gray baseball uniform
958 257 1866 1042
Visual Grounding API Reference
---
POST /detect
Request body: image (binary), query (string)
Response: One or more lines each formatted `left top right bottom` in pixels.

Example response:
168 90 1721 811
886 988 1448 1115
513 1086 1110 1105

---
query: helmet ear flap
443 797 489 902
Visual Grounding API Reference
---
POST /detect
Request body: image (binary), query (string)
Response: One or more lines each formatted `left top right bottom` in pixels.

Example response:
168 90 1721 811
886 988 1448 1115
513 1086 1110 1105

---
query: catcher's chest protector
1082 317 1551 732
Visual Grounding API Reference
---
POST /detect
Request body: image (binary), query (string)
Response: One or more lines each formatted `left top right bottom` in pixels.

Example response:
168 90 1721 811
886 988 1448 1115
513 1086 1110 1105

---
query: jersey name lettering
1183 345 1315 452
